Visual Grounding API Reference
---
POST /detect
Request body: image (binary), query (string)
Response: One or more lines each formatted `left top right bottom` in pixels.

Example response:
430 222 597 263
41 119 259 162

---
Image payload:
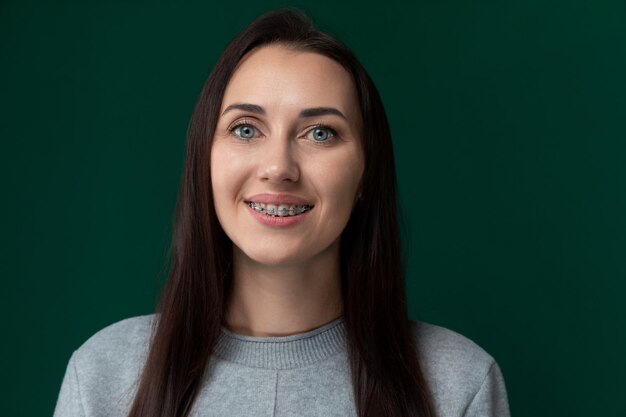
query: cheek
210 146 226 204
315 152 363 219
210 143 244 209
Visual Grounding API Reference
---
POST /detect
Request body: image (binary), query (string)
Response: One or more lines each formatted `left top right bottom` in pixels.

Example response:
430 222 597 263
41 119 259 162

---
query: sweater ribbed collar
213 316 347 370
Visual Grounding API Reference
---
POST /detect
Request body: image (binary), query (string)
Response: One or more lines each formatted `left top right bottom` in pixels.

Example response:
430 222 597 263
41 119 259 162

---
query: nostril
258 163 300 183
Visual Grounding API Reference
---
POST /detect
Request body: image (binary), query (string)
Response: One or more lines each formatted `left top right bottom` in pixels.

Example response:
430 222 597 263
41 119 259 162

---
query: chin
240 248 308 267
247 253 306 267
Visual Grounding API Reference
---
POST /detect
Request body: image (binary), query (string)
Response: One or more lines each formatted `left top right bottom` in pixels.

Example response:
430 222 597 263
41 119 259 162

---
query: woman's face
211 44 364 267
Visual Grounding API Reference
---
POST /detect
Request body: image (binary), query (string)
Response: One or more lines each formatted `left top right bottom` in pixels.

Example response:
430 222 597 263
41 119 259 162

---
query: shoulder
408 320 510 417
55 315 156 416
409 320 495 372
71 314 156 395
73 314 156 366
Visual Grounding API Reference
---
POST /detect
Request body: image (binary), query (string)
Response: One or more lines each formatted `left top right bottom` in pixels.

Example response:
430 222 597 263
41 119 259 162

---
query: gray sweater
53 315 510 417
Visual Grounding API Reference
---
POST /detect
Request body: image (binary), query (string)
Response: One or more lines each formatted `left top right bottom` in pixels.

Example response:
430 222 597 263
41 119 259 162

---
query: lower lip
245 203 313 228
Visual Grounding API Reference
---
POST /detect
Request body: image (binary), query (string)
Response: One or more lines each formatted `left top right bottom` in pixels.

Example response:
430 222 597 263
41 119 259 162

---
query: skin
211 44 364 337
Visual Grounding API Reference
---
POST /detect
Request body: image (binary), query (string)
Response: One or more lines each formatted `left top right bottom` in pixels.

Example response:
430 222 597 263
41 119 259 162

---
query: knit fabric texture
53 315 510 417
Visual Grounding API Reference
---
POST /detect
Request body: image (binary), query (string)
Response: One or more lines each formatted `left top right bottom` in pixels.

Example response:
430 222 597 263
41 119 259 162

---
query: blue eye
232 124 257 140
307 126 335 142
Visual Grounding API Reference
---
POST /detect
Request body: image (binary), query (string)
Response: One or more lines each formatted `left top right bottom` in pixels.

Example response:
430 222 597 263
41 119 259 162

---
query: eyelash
228 119 259 139
227 120 339 145
307 124 338 145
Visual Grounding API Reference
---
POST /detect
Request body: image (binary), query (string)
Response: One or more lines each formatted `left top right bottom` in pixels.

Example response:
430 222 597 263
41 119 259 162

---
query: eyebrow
299 107 347 120
221 103 347 120
221 103 265 116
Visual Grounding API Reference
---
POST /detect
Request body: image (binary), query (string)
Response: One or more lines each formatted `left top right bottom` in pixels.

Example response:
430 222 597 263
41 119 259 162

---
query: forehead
221 45 360 121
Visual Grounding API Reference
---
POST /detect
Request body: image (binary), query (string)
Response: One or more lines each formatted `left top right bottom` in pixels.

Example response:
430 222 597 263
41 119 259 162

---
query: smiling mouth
245 201 314 217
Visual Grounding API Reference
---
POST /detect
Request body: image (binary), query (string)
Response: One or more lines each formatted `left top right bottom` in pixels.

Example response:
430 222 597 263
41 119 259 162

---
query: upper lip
245 193 314 206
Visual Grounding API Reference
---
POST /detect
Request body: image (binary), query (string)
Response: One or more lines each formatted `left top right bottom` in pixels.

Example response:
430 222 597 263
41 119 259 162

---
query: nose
256 132 300 183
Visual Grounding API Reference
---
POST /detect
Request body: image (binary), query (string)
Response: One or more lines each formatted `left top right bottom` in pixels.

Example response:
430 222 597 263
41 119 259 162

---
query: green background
1 0 624 415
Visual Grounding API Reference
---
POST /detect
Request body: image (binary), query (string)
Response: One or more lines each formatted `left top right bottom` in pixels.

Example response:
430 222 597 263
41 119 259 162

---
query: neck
224 241 343 337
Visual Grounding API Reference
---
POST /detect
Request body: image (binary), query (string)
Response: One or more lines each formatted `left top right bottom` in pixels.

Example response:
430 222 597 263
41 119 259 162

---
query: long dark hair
127 9 435 417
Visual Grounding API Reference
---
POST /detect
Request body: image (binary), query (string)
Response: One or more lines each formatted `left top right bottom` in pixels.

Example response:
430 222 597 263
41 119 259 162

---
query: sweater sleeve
462 362 511 417
53 351 86 417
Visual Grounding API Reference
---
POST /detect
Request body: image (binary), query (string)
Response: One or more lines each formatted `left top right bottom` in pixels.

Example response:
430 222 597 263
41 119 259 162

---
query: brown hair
127 9 436 417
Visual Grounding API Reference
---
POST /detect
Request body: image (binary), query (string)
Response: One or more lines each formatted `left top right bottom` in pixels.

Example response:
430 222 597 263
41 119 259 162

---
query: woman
54 9 510 417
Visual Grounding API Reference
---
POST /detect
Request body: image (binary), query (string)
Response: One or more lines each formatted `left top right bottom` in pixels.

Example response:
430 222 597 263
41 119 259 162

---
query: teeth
246 201 312 217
